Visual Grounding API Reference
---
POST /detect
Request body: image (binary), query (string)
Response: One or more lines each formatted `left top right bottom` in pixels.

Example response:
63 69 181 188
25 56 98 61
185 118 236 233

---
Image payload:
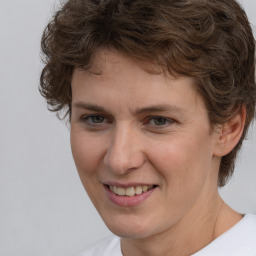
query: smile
104 184 157 207
108 185 155 197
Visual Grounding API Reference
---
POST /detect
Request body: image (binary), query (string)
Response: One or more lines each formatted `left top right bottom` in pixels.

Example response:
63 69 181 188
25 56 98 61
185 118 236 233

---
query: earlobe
213 106 246 157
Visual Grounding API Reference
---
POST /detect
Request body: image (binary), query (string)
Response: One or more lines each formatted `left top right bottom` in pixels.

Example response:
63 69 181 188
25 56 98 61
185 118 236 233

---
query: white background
0 1 255 255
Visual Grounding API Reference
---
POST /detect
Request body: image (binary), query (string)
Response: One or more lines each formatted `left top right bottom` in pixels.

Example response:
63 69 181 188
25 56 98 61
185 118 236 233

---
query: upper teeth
109 185 154 196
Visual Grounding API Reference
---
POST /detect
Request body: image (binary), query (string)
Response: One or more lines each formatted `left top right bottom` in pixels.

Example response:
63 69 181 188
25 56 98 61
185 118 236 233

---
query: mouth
105 184 158 197
104 183 158 207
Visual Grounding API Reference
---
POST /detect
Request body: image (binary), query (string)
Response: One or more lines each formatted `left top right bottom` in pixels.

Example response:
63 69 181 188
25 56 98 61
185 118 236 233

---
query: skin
70 49 243 256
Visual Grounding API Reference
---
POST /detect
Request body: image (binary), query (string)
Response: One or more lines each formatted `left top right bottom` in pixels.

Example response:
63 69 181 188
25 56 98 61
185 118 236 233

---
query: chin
109 226 154 239
102 213 158 239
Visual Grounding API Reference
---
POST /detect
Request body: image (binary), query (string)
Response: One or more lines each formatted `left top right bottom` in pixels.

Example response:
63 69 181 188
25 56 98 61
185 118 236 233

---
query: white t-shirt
78 214 256 256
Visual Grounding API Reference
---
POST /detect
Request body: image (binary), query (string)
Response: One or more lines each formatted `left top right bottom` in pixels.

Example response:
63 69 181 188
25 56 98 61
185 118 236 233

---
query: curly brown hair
40 0 255 186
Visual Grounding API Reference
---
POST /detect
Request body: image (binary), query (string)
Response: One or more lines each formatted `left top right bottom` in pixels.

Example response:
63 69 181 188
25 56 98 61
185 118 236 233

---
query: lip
105 182 156 188
104 184 157 207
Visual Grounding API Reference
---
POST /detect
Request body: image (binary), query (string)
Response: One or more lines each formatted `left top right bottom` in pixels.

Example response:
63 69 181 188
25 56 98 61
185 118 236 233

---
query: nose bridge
104 123 144 174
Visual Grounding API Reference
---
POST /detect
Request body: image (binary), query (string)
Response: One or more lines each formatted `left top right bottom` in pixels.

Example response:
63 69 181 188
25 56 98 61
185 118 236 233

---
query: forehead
81 48 163 76
71 49 206 116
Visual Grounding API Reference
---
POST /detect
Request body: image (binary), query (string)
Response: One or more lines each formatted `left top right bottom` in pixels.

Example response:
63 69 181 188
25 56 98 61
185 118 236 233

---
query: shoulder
77 236 121 256
224 214 256 246
193 214 256 256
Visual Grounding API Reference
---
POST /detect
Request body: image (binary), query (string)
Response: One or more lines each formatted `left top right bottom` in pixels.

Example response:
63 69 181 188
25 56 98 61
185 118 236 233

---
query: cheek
70 130 104 178
149 133 214 188
70 130 107 208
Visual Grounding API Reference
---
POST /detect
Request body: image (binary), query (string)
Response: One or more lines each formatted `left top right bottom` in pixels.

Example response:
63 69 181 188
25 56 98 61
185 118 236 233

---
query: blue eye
151 117 167 126
86 115 105 124
79 114 111 130
148 116 174 127
80 115 108 126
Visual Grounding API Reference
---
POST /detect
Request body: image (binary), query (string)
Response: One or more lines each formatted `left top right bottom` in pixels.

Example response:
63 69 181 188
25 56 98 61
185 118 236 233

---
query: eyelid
80 113 112 127
78 113 175 130
145 115 175 127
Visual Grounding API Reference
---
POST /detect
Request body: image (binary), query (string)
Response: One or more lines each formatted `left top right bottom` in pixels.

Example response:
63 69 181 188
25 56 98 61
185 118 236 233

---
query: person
40 0 256 255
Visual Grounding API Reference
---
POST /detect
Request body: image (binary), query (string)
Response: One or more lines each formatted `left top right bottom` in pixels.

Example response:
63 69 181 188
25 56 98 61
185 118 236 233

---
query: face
70 49 221 239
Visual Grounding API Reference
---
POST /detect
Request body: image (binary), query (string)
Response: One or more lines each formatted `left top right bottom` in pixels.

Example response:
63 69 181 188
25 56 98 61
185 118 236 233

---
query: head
40 0 255 184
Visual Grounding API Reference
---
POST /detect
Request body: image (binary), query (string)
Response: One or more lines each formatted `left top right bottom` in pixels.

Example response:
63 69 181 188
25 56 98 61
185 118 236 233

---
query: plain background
0 0 255 255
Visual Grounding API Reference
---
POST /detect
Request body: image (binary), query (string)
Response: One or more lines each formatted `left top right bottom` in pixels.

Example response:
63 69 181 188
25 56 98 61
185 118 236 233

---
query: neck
121 191 242 256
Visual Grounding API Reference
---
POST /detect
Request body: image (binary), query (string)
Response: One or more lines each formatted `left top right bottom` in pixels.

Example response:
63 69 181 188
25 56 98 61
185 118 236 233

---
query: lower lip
104 186 156 207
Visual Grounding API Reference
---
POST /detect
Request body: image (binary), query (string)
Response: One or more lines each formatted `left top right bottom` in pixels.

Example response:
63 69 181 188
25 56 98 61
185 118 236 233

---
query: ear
213 106 246 157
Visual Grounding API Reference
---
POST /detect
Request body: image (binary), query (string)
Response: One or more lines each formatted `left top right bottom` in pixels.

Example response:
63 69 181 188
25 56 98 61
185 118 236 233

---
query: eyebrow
134 104 186 115
72 102 108 113
72 102 186 115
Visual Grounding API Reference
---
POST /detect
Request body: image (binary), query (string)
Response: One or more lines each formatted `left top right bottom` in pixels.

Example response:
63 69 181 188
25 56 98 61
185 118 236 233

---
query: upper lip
104 182 157 188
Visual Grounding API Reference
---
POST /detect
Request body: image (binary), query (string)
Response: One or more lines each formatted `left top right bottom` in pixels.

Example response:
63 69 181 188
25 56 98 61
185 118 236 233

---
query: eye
150 117 168 126
80 114 110 129
147 116 174 127
86 115 105 124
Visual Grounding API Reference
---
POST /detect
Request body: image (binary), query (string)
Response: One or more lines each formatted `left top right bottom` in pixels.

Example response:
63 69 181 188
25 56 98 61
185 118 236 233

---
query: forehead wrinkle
133 104 187 116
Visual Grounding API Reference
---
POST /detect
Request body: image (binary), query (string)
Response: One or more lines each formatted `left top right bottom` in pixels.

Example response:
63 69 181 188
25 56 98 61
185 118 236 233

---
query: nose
103 124 145 175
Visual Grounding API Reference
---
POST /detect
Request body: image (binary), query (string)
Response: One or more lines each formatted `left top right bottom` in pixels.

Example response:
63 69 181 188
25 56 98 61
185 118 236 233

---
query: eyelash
146 116 174 127
80 115 111 127
80 114 175 129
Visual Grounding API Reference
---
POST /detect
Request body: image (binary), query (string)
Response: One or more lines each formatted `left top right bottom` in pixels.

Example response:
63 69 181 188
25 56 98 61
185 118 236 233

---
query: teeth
142 185 148 192
109 185 155 196
135 186 143 195
117 187 126 196
125 187 135 197
113 186 118 194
